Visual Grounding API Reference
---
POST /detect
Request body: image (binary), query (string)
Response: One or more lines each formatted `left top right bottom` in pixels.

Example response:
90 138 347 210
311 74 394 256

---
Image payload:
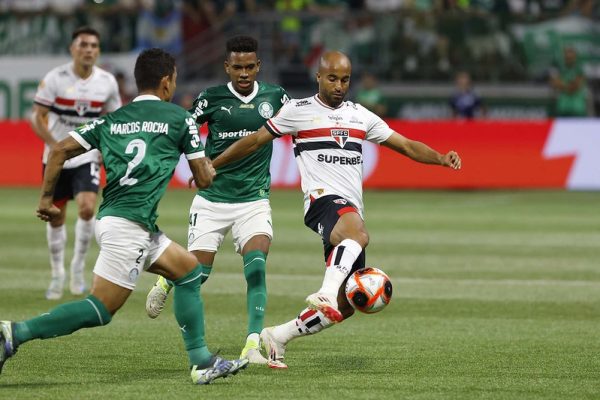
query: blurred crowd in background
1 0 599 118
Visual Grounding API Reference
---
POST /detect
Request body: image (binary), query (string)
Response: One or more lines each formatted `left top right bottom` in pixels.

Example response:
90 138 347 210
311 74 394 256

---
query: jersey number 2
119 139 146 186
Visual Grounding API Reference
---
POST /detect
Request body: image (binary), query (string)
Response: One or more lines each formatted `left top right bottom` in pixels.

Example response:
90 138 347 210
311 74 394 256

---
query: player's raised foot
190 357 249 385
240 338 268 364
69 266 86 295
0 321 18 374
146 276 172 319
45 276 64 300
260 327 288 369
305 292 343 323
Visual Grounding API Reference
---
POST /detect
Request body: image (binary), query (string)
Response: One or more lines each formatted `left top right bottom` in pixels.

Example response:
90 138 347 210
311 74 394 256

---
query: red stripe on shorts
337 206 357 216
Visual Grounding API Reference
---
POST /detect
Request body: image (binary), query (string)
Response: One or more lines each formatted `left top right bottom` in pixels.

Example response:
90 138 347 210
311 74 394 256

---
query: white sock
247 332 260 344
70 217 94 274
46 224 66 279
319 239 363 296
272 307 334 344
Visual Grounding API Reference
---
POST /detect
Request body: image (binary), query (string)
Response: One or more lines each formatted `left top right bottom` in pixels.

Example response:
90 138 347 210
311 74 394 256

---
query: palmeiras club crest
330 129 349 147
75 100 91 116
258 102 274 118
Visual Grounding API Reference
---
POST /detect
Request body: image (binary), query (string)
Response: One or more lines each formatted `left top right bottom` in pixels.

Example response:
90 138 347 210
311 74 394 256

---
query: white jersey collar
227 81 259 103
70 62 97 82
314 94 344 110
133 94 161 102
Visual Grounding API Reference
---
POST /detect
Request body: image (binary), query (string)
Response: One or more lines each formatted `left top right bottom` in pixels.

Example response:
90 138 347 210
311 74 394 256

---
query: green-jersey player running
0 48 248 384
146 36 289 364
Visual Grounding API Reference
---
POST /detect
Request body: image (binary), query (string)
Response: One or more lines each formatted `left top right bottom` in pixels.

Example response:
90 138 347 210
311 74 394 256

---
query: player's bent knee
357 231 370 248
78 206 95 220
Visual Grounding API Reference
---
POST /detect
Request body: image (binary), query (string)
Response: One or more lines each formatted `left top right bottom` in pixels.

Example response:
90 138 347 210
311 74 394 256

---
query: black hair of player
226 36 258 58
134 48 176 91
71 26 100 42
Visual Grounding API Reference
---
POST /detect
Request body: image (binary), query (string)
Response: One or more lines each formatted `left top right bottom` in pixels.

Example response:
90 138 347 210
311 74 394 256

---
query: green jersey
190 81 288 203
70 95 205 232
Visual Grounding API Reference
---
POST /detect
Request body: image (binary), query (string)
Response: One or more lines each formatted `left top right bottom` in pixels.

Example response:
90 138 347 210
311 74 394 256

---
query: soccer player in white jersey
30 27 122 300
212 51 462 368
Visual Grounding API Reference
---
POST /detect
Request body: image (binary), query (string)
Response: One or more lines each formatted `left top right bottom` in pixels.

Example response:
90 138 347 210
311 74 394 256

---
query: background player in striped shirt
211 51 462 368
30 26 122 300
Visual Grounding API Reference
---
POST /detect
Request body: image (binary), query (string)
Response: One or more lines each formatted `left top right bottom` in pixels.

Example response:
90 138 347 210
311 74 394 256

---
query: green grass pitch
0 188 599 399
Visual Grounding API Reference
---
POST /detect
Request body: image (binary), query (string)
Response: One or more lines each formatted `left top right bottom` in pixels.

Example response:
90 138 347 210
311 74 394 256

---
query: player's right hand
36 197 61 222
190 157 216 189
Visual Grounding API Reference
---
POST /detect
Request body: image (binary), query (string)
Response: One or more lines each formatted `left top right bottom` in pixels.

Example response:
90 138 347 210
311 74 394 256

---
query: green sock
13 295 112 345
166 264 211 288
243 250 267 337
199 264 212 284
172 264 212 367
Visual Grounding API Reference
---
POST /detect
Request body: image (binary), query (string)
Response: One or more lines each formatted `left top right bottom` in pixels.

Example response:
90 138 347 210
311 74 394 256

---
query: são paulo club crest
258 102 274 119
331 129 349 147
75 100 91 116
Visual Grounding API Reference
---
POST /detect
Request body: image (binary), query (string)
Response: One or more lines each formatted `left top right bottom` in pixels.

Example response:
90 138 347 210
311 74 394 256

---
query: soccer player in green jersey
0 48 248 384
145 36 289 364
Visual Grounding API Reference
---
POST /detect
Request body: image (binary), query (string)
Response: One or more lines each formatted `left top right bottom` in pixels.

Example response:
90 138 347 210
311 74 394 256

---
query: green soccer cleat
191 357 249 385
145 276 172 319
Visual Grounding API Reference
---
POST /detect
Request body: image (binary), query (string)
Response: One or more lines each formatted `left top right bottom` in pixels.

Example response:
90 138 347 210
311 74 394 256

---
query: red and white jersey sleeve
265 95 394 216
34 63 122 168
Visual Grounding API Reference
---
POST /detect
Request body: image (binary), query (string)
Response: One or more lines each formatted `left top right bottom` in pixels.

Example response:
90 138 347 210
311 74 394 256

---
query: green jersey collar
227 81 259 104
133 94 161 102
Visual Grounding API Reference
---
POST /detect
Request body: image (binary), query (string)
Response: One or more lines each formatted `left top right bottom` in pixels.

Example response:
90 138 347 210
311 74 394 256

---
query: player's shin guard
46 224 66 278
172 265 212 366
12 295 112 344
243 250 267 335
320 239 363 296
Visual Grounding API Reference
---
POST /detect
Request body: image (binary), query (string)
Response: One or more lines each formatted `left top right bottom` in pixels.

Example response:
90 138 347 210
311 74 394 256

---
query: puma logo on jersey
220 106 233 115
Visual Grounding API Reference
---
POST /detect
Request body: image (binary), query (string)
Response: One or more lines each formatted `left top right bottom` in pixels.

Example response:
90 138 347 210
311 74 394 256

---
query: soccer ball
345 267 392 314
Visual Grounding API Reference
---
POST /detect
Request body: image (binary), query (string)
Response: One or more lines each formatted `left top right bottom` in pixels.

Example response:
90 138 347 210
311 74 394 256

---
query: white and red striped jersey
34 62 121 168
265 94 394 216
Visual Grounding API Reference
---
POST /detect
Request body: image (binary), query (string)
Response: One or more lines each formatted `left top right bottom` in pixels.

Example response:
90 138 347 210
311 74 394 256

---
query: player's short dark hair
71 26 100 42
134 48 176 91
226 35 258 56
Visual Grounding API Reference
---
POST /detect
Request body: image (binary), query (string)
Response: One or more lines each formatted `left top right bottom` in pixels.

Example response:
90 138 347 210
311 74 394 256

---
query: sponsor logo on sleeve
295 99 311 107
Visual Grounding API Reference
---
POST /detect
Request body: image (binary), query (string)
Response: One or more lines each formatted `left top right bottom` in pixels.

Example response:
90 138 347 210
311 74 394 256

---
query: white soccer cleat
240 338 268 364
0 320 17 374
260 327 288 369
305 292 343 323
69 267 86 295
190 357 249 385
145 276 172 319
46 276 64 300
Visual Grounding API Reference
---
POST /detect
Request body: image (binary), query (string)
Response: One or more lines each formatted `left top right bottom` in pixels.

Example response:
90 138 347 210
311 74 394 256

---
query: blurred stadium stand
0 0 599 118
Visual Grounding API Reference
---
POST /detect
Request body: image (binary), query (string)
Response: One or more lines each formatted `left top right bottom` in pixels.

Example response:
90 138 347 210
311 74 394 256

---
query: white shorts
188 196 273 254
93 216 172 290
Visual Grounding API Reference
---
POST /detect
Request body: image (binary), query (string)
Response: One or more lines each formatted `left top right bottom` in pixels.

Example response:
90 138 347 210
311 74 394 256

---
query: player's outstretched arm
382 131 461 170
188 157 216 189
37 137 87 222
212 126 275 169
